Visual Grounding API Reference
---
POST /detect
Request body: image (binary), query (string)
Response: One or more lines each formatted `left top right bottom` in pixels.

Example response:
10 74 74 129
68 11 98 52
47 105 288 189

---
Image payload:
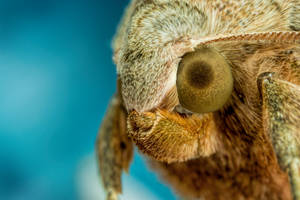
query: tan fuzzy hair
102 0 300 199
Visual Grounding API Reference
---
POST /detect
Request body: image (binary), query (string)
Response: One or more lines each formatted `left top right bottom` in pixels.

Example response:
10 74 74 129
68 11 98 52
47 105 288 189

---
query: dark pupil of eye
187 61 214 89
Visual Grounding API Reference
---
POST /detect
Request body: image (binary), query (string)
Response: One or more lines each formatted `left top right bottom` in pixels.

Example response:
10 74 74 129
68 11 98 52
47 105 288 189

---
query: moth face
119 45 233 114
115 0 289 113
116 1 228 113
99 0 300 198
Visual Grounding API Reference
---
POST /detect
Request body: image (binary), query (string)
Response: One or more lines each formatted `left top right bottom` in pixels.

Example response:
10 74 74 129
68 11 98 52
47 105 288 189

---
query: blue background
0 0 176 199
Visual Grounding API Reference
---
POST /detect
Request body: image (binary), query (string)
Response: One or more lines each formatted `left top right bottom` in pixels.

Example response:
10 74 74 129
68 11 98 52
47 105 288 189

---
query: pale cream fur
113 0 296 112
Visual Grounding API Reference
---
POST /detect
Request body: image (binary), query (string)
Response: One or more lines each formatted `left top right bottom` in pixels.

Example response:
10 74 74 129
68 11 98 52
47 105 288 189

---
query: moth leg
258 73 300 200
96 94 133 200
128 110 221 163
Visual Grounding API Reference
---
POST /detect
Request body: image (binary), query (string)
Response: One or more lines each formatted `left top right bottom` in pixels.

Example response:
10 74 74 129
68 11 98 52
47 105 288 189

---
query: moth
96 0 300 199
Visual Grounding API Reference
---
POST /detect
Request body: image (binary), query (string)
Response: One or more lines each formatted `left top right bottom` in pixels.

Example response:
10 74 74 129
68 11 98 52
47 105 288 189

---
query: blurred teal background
0 0 176 199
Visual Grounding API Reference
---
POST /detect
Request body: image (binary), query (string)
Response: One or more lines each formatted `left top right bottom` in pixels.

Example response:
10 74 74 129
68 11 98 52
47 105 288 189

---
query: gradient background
0 0 177 199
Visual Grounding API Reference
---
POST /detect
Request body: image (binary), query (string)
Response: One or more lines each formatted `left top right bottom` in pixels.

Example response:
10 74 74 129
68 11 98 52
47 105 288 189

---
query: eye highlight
176 47 233 114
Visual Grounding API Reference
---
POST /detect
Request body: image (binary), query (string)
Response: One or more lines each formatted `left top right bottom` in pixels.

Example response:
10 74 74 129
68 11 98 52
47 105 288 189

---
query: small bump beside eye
176 47 233 114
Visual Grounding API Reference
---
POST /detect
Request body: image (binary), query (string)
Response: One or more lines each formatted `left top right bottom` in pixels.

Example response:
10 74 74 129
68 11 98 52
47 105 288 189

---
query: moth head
118 45 233 114
115 1 233 114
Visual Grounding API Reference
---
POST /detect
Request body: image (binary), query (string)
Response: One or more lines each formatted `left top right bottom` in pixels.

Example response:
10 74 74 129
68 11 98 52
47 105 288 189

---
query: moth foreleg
259 73 300 200
96 94 133 200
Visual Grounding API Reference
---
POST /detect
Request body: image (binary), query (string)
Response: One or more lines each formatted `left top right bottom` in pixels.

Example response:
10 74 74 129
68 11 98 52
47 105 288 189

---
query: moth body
97 1 300 199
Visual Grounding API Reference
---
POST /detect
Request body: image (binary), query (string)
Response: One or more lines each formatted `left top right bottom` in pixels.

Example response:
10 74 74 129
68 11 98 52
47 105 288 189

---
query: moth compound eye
176 47 233 113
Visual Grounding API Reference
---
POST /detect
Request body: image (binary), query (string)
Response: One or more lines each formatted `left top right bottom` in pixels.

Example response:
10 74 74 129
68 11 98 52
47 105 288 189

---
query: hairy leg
259 72 300 200
96 94 133 200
